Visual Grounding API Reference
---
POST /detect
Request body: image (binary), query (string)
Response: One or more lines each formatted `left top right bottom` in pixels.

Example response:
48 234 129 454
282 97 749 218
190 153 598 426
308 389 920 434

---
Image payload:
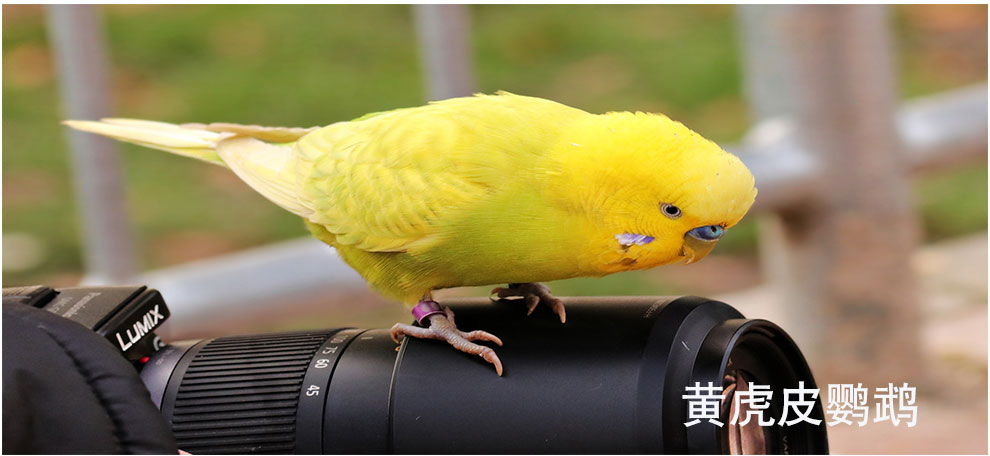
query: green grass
2 5 986 286
916 165 989 241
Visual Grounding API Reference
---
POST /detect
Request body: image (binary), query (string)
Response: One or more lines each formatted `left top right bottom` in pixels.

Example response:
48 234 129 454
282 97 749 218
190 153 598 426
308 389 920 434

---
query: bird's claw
491 282 566 323
390 307 504 376
479 346 504 377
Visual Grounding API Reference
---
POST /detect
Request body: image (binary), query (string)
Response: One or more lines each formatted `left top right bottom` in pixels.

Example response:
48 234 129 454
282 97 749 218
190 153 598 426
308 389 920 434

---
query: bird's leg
490 282 566 323
390 299 505 376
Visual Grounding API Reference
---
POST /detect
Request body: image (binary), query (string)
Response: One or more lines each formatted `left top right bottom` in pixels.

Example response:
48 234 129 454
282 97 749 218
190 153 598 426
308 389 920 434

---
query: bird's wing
296 111 499 252
294 93 587 253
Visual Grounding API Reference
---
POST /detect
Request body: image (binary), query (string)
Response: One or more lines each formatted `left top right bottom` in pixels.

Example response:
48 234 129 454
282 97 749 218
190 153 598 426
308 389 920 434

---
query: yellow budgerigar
65 92 757 375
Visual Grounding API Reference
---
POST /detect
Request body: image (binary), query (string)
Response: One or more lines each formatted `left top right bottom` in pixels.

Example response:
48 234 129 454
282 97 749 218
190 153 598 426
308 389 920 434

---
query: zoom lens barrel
141 296 828 454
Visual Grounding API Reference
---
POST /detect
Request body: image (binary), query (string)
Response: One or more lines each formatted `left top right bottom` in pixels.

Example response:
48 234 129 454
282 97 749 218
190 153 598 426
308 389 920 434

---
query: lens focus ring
164 331 339 454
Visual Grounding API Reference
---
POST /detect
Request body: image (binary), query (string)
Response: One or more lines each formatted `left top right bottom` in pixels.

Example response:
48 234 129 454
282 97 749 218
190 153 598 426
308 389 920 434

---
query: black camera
5 285 828 454
2 284 170 368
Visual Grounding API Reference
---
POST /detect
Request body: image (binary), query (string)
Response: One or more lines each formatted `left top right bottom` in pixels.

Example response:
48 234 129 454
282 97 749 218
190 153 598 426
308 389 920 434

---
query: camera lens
686 318 828 454
141 296 828 454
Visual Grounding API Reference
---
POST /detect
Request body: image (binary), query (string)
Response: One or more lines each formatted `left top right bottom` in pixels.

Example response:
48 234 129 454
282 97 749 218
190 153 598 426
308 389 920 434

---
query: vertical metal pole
737 6 813 341
48 5 137 284
413 4 477 101
737 5 923 385
737 6 799 123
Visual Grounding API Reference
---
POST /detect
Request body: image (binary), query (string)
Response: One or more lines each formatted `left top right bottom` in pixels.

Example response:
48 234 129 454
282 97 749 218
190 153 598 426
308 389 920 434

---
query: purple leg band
411 300 444 325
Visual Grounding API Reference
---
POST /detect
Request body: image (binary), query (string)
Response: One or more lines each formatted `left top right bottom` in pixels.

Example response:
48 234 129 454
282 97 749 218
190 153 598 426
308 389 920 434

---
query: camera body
2 285 170 368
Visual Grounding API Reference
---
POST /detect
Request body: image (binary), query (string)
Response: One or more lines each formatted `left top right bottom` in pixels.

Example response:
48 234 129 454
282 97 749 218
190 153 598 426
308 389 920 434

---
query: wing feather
295 93 589 253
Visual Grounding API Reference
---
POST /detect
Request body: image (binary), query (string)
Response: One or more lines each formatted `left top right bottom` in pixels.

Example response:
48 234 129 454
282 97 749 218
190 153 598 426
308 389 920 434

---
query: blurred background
2 4 987 454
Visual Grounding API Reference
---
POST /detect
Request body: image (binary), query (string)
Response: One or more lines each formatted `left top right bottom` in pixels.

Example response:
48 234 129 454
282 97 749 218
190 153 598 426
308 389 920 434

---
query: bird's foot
490 282 566 323
390 300 504 376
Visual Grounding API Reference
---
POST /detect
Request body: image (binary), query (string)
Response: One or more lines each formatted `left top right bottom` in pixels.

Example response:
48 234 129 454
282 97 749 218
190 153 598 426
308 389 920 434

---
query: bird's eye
660 202 682 219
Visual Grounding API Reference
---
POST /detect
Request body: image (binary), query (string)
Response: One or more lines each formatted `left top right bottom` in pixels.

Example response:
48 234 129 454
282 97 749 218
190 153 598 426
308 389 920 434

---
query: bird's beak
681 232 719 265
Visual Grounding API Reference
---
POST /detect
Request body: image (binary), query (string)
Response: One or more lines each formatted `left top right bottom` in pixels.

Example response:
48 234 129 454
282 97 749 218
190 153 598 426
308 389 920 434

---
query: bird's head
545 111 757 273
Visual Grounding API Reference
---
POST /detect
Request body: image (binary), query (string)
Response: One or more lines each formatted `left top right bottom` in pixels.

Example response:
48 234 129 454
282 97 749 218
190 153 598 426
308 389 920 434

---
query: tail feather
64 117 318 220
62 119 228 166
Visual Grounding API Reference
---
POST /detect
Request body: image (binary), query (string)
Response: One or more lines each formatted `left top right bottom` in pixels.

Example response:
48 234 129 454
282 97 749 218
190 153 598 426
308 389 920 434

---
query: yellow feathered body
65 93 757 306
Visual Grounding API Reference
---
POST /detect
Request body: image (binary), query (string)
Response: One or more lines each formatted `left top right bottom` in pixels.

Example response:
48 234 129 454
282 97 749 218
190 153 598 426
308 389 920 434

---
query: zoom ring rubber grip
168 331 336 454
